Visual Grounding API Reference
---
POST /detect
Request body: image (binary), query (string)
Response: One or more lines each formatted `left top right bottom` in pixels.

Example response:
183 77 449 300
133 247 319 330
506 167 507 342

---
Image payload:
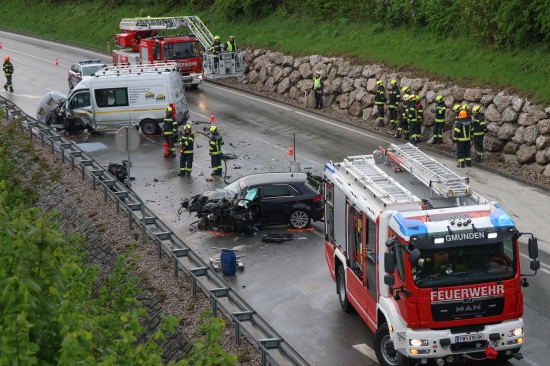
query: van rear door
169 72 189 123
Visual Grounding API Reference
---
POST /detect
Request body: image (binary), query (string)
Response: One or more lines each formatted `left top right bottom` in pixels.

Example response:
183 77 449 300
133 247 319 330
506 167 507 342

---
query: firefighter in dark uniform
408 95 420 144
178 124 194 176
432 95 447 144
375 80 387 127
3 56 14 92
395 93 410 139
472 105 488 162
388 79 400 130
312 71 324 109
453 110 473 168
163 107 178 158
210 36 222 73
209 125 224 176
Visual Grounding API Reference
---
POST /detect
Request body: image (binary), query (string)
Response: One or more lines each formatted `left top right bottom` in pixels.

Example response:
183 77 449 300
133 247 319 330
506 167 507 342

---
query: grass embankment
0 1 549 104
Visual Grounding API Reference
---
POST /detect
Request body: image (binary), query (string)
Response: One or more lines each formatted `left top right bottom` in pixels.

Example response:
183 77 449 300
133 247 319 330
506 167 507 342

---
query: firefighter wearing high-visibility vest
374 80 387 127
178 124 194 176
472 105 488 162
388 79 400 130
432 95 447 144
163 107 178 158
3 56 14 93
395 89 410 139
453 110 473 168
209 125 224 176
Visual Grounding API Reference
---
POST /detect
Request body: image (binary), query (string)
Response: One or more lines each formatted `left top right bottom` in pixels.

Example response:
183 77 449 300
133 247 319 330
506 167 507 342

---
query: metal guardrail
0 97 309 366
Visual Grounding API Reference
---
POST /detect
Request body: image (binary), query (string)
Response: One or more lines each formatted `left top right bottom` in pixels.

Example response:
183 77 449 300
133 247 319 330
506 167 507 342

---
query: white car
68 59 106 90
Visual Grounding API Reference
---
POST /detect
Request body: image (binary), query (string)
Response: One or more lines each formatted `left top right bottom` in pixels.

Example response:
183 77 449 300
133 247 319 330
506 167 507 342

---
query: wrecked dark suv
181 172 324 233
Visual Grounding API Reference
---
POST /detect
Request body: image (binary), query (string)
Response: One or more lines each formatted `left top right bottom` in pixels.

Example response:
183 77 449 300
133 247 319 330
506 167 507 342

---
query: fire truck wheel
289 210 311 229
496 348 521 362
337 266 353 313
374 323 412 366
141 119 160 135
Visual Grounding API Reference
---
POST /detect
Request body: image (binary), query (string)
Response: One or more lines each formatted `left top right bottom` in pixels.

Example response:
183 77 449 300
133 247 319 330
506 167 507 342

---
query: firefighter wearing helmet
453 109 473 168
396 93 410 139
3 55 14 93
210 36 222 73
178 124 194 176
388 79 400 130
163 107 178 158
432 95 447 144
374 80 387 127
209 125 224 176
472 105 488 162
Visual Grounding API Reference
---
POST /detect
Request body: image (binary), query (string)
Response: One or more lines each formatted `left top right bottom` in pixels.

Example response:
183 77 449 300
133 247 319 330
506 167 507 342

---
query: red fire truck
112 16 244 87
323 143 540 366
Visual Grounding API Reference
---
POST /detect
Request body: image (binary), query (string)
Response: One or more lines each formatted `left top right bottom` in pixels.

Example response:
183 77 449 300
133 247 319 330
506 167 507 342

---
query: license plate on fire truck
455 334 483 343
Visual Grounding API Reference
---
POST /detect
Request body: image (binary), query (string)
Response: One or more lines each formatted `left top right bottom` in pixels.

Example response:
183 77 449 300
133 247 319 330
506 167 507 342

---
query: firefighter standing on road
472 105 488 162
453 110 473 168
312 71 324 109
432 95 447 144
178 124 194 176
375 80 387 127
209 125 224 176
163 107 178 158
3 56 14 93
388 79 400 130
210 36 222 73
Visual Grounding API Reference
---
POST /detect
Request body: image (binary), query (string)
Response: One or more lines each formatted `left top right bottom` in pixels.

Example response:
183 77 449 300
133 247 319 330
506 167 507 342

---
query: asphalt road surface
2 30 550 366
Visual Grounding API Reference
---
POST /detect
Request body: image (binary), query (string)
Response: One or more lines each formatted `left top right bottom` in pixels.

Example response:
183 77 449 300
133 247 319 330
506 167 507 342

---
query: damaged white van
39 63 189 135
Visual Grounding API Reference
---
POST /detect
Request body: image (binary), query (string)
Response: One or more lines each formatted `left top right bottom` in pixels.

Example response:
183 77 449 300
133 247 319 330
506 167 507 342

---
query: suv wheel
289 210 311 229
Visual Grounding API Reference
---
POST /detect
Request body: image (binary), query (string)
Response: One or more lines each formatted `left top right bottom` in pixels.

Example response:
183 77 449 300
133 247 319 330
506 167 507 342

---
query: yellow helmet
461 104 470 111
214 35 220 40
376 80 384 87
401 86 410 94
435 95 444 102
472 105 481 113
166 107 173 113
390 79 397 85
209 126 218 133
452 104 461 113
183 124 192 130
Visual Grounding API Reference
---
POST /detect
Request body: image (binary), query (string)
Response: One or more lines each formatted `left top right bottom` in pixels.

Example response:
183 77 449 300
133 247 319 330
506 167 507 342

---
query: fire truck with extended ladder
112 16 244 88
323 143 540 366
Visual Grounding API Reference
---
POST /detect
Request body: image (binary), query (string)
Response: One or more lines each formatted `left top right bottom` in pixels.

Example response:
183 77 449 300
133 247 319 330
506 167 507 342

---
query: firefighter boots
457 161 465 168
465 160 472 167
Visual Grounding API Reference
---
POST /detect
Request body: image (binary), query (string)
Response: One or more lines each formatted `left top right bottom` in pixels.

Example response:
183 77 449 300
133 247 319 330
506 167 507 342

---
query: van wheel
141 119 159 135
374 323 412 366
337 266 352 313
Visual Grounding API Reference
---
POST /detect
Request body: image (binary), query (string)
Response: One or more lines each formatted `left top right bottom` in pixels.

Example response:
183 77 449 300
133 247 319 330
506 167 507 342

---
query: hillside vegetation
1 0 550 103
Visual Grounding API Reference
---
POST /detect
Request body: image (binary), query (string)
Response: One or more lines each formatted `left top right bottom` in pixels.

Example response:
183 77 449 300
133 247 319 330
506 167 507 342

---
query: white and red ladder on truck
113 16 244 82
323 142 539 366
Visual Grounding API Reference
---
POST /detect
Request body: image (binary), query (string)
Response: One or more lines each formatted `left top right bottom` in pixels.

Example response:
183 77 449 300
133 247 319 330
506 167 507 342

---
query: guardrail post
259 339 282 366
210 288 229 317
189 267 208 296
40 132 45 147
172 248 189 277
232 311 254 345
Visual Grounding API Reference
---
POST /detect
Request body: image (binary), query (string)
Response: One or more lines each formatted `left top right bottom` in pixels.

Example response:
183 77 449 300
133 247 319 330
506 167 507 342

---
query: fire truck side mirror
384 251 395 273
528 237 538 260
530 259 540 271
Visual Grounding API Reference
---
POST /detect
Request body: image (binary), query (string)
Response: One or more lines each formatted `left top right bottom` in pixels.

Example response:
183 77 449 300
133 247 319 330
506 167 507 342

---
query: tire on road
374 323 412 366
141 119 160 135
288 209 311 229
337 265 353 313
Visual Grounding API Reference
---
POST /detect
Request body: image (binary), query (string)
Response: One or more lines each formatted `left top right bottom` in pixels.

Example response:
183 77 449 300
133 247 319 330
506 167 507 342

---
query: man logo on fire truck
323 143 540 366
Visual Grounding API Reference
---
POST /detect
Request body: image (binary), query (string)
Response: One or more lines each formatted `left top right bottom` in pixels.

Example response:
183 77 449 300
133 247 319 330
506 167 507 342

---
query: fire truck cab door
66 90 95 130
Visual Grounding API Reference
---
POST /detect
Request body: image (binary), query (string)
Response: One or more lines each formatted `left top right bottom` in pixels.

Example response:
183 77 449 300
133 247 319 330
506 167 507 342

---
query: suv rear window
306 176 322 193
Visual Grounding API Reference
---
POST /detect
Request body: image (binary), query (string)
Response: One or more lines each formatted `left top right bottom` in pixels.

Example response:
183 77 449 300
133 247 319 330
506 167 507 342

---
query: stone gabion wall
237 48 550 176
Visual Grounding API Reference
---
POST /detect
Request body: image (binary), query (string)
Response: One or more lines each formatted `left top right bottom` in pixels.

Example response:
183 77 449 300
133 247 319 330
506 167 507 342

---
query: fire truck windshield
412 239 516 288
164 42 199 59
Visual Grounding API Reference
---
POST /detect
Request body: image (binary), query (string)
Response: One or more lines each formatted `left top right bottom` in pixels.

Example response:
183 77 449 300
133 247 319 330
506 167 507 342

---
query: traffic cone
0 43 3 49
288 144 294 155
210 112 216 123
55 58 59 66
163 141 170 157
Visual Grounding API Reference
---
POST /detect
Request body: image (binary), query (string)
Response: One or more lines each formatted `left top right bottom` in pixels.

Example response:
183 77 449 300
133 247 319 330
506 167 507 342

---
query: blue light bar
393 213 428 236
324 163 335 174
489 204 515 228
79 59 102 65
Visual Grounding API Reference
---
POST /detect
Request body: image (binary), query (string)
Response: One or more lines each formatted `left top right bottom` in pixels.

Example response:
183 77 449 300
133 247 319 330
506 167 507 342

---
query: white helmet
402 94 410 101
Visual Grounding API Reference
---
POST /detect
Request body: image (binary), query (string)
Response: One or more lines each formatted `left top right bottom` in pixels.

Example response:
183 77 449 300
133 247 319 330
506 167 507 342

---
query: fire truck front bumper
393 318 524 360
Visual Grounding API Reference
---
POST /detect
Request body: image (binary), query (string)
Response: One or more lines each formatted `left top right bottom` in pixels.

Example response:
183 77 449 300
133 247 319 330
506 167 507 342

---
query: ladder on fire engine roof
95 63 180 76
341 155 422 210
385 143 487 203
119 16 215 53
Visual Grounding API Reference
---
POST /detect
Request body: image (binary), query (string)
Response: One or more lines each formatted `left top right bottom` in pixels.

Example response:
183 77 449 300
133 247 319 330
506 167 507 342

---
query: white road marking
2 46 69 68
353 344 379 364
0 90 43 99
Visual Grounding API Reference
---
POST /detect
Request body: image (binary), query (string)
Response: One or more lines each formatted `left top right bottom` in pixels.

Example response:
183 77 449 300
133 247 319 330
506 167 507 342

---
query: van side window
69 92 91 109
95 88 129 108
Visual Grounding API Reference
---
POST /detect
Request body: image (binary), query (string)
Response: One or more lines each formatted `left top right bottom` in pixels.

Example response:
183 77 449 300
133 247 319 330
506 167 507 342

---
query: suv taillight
312 193 323 202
